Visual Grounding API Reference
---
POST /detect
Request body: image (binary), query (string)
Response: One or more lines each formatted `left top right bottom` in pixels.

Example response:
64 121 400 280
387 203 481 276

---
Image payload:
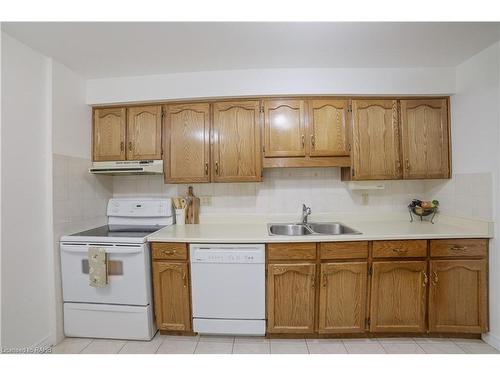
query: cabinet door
152 261 191 332
370 261 427 332
93 107 126 161
264 99 307 157
401 99 450 179
164 103 211 183
319 262 367 333
267 263 316 333
351 100 402 180
429 260 487 333
308 99 349 156
127 105 162 160
212 101 262 182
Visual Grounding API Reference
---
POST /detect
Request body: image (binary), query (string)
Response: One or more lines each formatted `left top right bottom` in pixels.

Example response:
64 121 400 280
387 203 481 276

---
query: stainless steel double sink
267 222 361 236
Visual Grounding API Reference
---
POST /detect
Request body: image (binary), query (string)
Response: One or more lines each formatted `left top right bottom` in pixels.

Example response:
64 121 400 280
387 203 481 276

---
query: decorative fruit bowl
408 199 439 224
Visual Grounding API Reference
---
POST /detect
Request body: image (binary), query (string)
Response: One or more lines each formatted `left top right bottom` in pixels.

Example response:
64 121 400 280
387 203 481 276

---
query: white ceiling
2 22 499 79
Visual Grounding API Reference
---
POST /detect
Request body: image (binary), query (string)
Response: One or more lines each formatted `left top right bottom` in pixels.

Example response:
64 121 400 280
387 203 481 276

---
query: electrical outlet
200 196 212 206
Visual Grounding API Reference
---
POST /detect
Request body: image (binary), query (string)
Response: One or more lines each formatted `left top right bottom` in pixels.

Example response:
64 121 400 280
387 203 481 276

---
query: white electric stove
60 198 173 341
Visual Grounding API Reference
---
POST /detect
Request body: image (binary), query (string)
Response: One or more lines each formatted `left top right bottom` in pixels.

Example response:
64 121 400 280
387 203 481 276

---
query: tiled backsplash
112 169 493 221
52 154 113 342
425 172 493 221
113 168 427 215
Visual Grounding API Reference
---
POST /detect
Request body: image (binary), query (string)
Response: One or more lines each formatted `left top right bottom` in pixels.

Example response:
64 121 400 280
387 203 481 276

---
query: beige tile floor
51 333 499 354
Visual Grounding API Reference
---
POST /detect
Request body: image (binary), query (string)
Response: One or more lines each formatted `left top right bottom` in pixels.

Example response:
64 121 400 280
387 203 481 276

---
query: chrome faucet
301 204 312 224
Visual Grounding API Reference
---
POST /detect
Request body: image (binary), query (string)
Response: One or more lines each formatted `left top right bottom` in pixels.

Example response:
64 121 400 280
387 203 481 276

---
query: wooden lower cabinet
152 261 192 332
370 261 428 333
318 262 368 333
267 263 316 333
429 259 488 333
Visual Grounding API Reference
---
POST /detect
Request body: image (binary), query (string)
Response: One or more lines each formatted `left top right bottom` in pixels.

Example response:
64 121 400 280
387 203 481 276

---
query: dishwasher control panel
189 244 265 264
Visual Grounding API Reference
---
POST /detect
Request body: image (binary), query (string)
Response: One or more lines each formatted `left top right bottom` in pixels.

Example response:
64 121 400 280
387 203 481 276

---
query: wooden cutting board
186 186 200 224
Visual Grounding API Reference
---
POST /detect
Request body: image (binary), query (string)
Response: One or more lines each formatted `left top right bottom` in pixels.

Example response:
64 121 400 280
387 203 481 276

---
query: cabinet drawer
320 241 368 260
373 240 427 258
151 243 188 260
430 239 487 258
267 243 316 260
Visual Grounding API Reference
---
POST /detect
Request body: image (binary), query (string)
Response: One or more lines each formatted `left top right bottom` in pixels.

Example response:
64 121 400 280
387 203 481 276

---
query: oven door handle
61 246 143 254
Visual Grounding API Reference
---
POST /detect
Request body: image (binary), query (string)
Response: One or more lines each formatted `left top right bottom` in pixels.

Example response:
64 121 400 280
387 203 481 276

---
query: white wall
1 32 53 349
51 61 112 344
52 61 92 159
449 42 500 349
86 67 456 105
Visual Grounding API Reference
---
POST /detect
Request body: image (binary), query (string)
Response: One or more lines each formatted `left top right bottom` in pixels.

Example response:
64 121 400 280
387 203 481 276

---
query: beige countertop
147 213 494 244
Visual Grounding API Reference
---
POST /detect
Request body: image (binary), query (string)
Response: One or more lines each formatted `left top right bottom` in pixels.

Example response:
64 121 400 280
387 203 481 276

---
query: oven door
60 242 152 306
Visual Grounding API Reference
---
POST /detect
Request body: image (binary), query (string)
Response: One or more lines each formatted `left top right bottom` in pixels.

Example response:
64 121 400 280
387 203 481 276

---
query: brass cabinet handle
162 250 176 255
405 159 410 171
450 245 468 251
311 275 316 289
301 134 305 148
396 159 401 173
128 141 133 152
183 272 187 288
422 271 429 286
310 135 315 148
215 161 219 175
204 162 209 175
392 248 407 254
322 273 327 288
432 271 439 284
120 141 124 151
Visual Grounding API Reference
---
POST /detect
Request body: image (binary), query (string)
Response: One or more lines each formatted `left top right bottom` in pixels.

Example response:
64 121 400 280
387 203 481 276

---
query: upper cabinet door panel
93 108 126 161
351 100 402 180
212 101 262 182
309 99 349 157
264 99 306 157
127 105 162 160
401 99 450 179
164 103 210 183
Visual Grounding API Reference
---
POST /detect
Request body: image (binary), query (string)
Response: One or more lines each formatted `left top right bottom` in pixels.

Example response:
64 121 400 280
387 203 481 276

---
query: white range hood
89 160 163 175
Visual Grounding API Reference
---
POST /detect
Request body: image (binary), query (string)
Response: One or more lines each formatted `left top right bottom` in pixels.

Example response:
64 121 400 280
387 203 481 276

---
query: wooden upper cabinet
152 261 191 332
308 99 349 157
212 101 262 182
127 105 162 160
429 260 487 333
267 263 316 333
351 99 402 180
401 99 450 179
93 108 126 161
319 262 367 333
164 103 210 183
264 99 307 157
370 261 427 332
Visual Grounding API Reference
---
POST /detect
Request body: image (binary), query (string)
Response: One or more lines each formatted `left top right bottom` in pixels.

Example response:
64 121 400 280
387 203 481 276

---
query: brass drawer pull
162 250 177 255
450 246 468 251
392 248 407 254
204 162 209 175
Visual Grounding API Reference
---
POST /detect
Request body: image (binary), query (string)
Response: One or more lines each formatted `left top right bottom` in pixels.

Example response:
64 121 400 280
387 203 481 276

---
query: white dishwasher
190 244 266 336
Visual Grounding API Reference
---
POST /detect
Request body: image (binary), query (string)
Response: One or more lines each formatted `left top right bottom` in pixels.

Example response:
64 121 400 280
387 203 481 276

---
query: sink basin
268 224 314 236
267 222 361 236
308 222 360 235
